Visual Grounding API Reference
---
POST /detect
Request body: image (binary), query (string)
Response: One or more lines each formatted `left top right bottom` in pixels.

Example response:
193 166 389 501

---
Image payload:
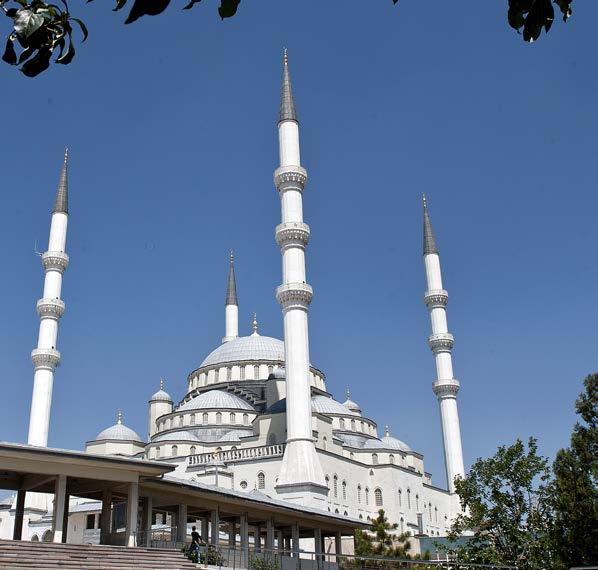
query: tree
446 438 556 569
354 509 412 559
551 373 598 567
1 0 575 77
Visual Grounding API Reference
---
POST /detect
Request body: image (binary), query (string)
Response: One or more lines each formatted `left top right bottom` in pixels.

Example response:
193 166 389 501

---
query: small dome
342 389 362 415
311 395 357 416
95 411 143 443
178 389 254 412
150 379 172 402
152 430 200 443
200 335 286 368
364 426 411 452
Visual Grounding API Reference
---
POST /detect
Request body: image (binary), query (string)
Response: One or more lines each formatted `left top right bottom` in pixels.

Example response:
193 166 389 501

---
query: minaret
422 195 465 492
273 49 327 505
27 149 70 447
222 251 238 343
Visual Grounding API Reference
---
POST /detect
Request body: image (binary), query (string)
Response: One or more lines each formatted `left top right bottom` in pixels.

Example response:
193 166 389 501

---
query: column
255 523 262 552
202 517 209 543
177 503 188 543
125 481 139 547
12 490 26 541
61 492 70 543
100 490 112 545
141 496 153 546
334 532 342 557
266 519 275 551
276 531 284 553
229 520 236 547
314 528 323 569
210 508 219 545
291 523 300 557
52 475 67 543
240 514 249 552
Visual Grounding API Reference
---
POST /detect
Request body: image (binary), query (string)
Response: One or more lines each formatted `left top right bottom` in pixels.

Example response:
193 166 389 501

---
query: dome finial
160 377 165 391
117 409 123 425
346 387 351 399
283 47 288 66
252 312 259 335
385 424 390 437
64 147 69 164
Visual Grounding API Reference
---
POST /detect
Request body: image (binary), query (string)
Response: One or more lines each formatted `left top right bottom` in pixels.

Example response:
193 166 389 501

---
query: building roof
95 411 144 443
200 335 286 367
178 389 254 412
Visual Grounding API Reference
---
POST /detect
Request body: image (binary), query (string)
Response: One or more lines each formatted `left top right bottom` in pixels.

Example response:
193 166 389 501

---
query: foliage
199 545 226 566
1 0 576 77
354 509 412 559
446 438 555 569
249 554 281 570
551 373 598 568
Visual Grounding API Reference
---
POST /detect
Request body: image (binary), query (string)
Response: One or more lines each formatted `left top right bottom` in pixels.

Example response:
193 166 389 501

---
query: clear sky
1 1 596 490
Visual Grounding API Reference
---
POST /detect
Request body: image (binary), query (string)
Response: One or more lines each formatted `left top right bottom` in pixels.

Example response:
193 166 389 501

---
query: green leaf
124 0 171 24
218 0 240 19
113 0 128 12
56 36 74 64
20 47 52 77
18 46 36 64
2 37 17 65
183 0 202 9
14 9 46 39
72 18 88 41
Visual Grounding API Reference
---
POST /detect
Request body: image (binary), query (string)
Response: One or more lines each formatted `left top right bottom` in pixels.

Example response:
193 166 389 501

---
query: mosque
0 51 466 553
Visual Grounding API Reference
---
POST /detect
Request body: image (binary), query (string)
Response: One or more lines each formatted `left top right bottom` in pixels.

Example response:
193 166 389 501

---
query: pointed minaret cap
251 312 259 336
225 250 238 306
53 148 69 214
278 48 298 124
116 409 123 425
422 194 439 255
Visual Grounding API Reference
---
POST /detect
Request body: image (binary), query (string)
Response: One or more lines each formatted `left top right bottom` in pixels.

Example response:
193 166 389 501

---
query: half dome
178 389 255 412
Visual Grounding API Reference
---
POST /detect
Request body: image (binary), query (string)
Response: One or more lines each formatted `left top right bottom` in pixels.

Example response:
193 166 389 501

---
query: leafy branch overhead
2 0 574 77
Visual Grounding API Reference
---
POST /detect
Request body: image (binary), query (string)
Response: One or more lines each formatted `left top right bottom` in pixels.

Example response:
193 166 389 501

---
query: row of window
159 412 250 431
189 365 326 389
154 444 237 458
239 471 266 491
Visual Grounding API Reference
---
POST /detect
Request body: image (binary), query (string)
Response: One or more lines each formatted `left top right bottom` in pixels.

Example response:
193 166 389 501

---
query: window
350 452 354 460
389 454 395 464
227 368 232 381
407 489 411 510
179 415 184 426
171 445 178 457
156 446 161 458
335 509 339 514
243 413 249 426
254 365 260 379
375 488 383 507
190 445 196 455
166 418 171 430
322 436 327 450
230 413 236 424
351 419 356 431
342 480 347 501
333 475 338 498
398 489 402 507
268 365 274 376
257 472 265 490
372 453 378 465
240 480 248 490
357 485 362 504
240 366 245 380
365 488 370 506
400 518 404 533
216 412 222 425
416 494 420 511
429 503 432 519
86 514 95 530
190 414 196 426
339 418 345 430
435 507 438 522
325 475 330 494
203 412 209 424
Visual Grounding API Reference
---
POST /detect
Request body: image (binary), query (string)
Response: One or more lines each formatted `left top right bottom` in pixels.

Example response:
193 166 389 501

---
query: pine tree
354 509 411 558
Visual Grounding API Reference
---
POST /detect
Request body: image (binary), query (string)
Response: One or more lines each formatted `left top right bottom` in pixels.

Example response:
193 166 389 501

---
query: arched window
407 489 411 510
322 436 327 450
375 488 383 507
344 511 348 516
230 412 236 424
240 480 248 490
171 445 178 457
42 530 53 542
333 475 338 498
240 366 245 380
156 446 161 458
166 418 171 430
435 507 438 522
231 445 238 451
190 445 196 455
429 503 432 519
190 414 196 426
416 494 420 511
351 419 356 431
216 412 222 425
389 454 395 464
372 453 378 465
325 475 330 494
400 518 404 533
359 514 363 520
227 368 232 381
254 365 260 379
339 418 345 430
334 509 339 514
243 413 249 426
179 415 184 426
365 487 370 506
398 488 402 507
357 485 362 504
268 365 274 376
31 535 39 542
257 472 265 490
203 412 209 424
342 480 347 501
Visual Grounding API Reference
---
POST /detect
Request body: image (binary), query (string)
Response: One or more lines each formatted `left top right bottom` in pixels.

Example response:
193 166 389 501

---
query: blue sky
1 1 596 489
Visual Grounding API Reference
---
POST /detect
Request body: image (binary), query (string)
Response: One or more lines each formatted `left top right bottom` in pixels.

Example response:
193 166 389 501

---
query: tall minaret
28 150 70 447
422 195 465 492
222 251 239 343
273 49 327 505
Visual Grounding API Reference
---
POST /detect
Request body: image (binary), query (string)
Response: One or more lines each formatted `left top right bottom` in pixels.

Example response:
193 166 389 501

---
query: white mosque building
0 51 466 548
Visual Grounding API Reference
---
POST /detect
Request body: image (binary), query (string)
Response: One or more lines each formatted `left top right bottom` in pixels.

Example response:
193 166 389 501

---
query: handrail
188 443 286 466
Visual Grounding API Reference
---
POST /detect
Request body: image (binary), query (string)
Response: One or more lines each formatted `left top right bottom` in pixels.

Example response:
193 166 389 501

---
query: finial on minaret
279 48 298 124
117 409 123 425
160 378 165 391
252 312 259 335
225 250 238 306
53 147 69 214
423 194 438 255
385 424 390 437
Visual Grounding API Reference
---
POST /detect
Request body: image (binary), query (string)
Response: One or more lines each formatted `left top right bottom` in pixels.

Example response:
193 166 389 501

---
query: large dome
178 389 255 411
200 335 285 368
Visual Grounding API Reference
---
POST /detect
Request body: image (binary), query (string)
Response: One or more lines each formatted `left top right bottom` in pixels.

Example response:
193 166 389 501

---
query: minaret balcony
276 282 313 310
428 332 454 353
31 348 61 371
424 289 448 308
275 222 310 249
274 166 307 192
36 298 65 319
432 378 460 399
41 251 69 273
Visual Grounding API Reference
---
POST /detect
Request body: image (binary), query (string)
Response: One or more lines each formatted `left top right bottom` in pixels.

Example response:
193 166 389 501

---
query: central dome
200 335 285 368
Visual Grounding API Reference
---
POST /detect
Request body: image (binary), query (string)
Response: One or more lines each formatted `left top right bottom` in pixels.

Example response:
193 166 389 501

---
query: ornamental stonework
428 332 454 353
275 222 310 248
424 289 448 308
41 251 69 272
36 298 65 319
432 379 460 399
276 282 313 309
273 166 307 191
31 348 61 371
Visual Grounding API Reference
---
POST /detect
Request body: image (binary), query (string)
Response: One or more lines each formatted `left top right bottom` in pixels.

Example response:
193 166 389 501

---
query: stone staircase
0 539 199 569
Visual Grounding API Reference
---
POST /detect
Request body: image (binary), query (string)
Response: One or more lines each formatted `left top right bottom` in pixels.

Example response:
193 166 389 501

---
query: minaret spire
223 250 239 343
251 312 259 336
422 196 465 493
28 150 71 446
274 49 327 505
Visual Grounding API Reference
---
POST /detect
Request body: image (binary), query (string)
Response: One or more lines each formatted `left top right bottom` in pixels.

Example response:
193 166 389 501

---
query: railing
135 525 179 549
188 444 286 466
180 545 517 570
